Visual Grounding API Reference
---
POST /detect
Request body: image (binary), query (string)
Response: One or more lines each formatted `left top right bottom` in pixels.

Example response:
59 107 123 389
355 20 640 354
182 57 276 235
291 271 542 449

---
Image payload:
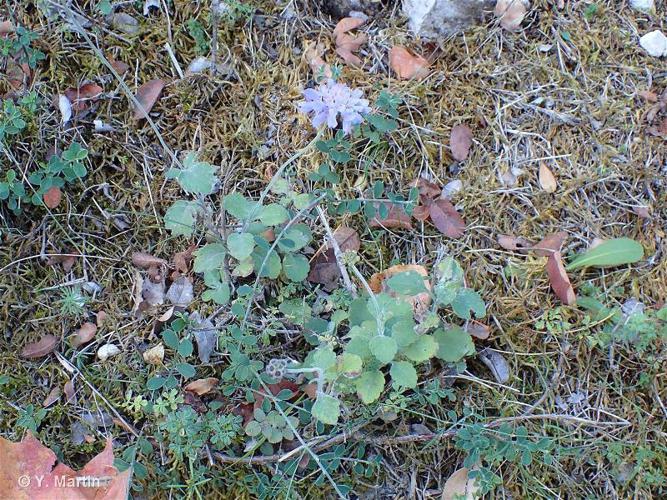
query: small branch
315 206 357 298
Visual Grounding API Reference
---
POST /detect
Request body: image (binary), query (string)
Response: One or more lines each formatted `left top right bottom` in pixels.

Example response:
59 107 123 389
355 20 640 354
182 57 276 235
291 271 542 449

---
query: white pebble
97 343 120 361
640 30 667 57
630 0 655 12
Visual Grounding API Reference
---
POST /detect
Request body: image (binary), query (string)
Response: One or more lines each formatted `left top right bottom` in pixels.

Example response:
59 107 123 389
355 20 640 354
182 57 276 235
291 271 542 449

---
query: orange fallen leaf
495 0 528 31
333 17 367 67
64 83 104 113
369 203 413 230
184 377 219 396
389 46 430 80
43 187 62 209
532 231 567 257
546 251 576 305
0 433 131 499
20 335 58 359
450 124 473 161
428 199 465 238
497 234 534 251
132 251 167 269
538 162 557 193
133 79 165 120
71 322 97 348
369 264 432 315
414 178 441 200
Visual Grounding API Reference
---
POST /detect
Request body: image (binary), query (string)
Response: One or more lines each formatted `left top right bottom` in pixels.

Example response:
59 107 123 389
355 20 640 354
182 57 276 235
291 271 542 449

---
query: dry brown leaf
633 206 650 218
71 322 97 348
308 226 361 290
47 254 76 272
638 90 658 103
429 199 465 238
96 310 107 326
414 178 441 200
333 17 365 38
143 343 165 365
184 377 219 396
538 162 558 193
450 124 473 161
369 264 432 315
532 231 567 257
495 0 528 31
304 43 332 79
336 33 368 66
647 117 667 138
0 434 130 499
497 234 534 251
108 57 129 74
42 387 61 407
172 244 196 278
64 83 103 113
389 46 430 80
369 203 413 230
64 379 75 403
20 335 58 358
412 205 431 222
465 321 490 340
546 252 576 305
441 466 480 500
133 79 165 120
43 186 62 209
132 251 167 269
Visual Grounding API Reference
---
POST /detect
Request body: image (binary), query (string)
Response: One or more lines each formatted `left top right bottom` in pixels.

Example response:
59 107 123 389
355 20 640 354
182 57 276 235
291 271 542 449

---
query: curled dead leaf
546 252 576 305
414 178 441 200
369 264 432 315
532 231 567 257
441 466 480 500
133 79 165 120
333 17 367 67
64 379 75 403
412 205 431 222
304 43 332 80
538 162 558 193
495 0 528 31
43 186 62 209
132 251 167 269
71 322 97 348
478 348 510 383
428 199 465 238
143 343 165 365
497 234 534 251
308 226 361 290
389 46 430 80
465 321 490 340
21 335 58 358
450 124 473 161
43 387 61 407
333 17 365 38
369 203 413 230
184 377 219 396
64 83 103 113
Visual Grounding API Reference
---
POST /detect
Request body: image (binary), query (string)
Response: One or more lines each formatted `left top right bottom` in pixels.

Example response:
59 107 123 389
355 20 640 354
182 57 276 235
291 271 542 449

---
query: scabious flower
298 79 370 135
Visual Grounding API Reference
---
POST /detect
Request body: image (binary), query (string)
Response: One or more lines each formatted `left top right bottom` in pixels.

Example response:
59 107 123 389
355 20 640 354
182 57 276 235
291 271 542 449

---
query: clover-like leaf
166 153 218 195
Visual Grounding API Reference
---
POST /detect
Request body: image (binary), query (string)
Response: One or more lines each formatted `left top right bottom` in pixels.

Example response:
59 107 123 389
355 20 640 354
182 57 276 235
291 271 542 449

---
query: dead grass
1 0 665 497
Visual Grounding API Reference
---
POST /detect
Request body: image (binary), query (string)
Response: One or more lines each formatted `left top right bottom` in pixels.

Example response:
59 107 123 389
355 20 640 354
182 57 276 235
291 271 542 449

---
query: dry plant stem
215 412 627 465
315 205 357 297
54 353 140 437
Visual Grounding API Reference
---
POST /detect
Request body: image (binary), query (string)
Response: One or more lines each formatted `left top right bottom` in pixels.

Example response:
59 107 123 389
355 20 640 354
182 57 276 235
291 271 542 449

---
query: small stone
404 0 494 38
143 343 165 365
629 0 655 12
441 179 463 199
640 30 667 58
97 343 120 361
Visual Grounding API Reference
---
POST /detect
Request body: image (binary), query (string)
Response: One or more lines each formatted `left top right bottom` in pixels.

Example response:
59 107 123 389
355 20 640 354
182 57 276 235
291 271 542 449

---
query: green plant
0 25 45 68
147 315 197 391
57 287 88 316
244 407 299 444
186 18 209 55
16 404 47 432
566 238 643 270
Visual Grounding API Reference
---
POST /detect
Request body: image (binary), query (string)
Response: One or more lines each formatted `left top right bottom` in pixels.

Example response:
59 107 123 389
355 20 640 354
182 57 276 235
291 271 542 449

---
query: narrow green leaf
565 238 644 270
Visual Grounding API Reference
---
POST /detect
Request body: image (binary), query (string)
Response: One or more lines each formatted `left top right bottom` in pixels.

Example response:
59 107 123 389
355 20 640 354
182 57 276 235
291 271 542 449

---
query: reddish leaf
333 226 361 252
42 387 61 408
495 0 527 31
546 252 576 305
0 433 131 499
308 227 360 291
132 251 167 269
465 321 490 340
171 244 196 279
43 187 62 209
96 310 107 326
64 379 75 403
638 90 658 103
369 203 413 230
450 124 473 161
71 322 97 348
64 83 103 113
412 205 431 221
253 380 300 409
108 58 129 74
46 254 76 271
184 377 219 396
414 178 441 200
133 79 165 120
497 234 534 251
20 335 58 358
428 199 465 238
389 46 430 80
333 17 365 38
333 17 367 67
532 231 567 257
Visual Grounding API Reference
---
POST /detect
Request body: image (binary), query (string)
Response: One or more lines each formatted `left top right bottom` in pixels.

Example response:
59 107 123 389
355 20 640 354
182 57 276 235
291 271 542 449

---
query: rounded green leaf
355 370 385 404
390 361 418 389
433 327 475 363
402 335 438 363
259 203 289 226
282 253 309 282
164 200 199 237
369 336 398 364
194 243 226 273
312 393 340 425
228 232 256 261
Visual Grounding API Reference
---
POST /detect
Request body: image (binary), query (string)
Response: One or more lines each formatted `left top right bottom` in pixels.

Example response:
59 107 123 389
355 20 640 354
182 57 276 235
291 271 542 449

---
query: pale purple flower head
298 79 370 135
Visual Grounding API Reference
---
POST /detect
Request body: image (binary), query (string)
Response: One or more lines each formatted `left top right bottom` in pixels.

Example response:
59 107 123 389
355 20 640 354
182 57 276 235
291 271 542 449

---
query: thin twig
315 206 357 297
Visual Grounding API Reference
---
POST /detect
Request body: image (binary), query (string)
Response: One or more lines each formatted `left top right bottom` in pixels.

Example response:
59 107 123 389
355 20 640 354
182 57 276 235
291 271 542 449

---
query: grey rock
404 0 495 38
